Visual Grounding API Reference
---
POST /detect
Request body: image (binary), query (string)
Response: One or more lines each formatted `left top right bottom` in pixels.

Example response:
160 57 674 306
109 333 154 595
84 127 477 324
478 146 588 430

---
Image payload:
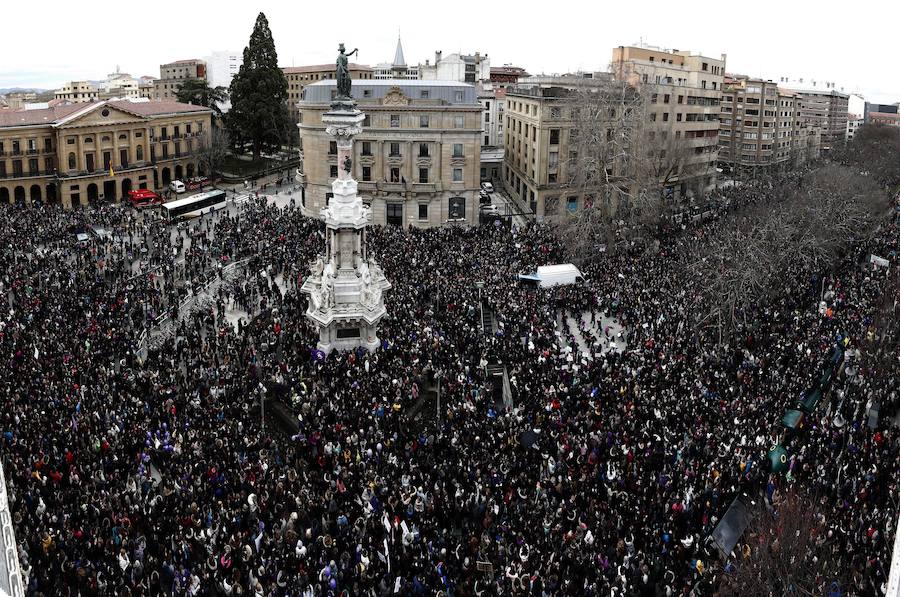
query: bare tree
558 76 695 260
197 127 231 181
720 487 847 596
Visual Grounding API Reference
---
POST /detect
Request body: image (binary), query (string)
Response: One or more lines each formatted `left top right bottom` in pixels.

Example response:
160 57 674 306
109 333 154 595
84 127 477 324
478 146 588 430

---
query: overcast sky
2 1 897 103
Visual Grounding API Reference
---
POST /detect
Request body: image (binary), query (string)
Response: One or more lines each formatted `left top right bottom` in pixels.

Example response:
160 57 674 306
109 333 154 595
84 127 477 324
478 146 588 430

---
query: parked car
481 182 494 193
169 180 186 194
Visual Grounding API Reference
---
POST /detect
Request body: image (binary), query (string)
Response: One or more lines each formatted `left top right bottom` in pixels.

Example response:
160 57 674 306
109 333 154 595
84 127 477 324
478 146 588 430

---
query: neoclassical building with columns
297 79 483 227
0 98 212 208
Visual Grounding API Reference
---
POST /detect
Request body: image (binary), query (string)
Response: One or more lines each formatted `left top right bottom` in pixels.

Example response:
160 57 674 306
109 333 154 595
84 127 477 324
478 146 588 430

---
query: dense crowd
1 179 898 596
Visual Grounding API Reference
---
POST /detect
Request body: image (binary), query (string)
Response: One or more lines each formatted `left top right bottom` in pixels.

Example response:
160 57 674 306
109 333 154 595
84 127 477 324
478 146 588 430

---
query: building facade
55 81 99 103
282 64 373 124
847 115 863 140
718 76 818 170
153 59 207 101
478 85 505 147
0 99 212 208
419 51 490 83
778 79 848 149
204 50 242 112
611 45 725 198
297 80 482 227
490 66 528 88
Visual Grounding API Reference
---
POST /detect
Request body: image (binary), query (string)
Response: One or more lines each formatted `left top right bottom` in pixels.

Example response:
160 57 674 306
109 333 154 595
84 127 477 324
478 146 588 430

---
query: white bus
160 189 227 222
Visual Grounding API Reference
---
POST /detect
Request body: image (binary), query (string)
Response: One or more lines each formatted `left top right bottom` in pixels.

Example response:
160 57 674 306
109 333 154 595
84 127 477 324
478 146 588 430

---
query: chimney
435 51 442 64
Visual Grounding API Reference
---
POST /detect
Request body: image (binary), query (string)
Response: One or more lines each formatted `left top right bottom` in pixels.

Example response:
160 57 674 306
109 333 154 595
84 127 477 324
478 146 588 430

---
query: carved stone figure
343 155 352 174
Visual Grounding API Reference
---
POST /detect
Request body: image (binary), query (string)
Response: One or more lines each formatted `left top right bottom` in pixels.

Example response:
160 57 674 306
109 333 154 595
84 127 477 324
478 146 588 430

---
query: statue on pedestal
336 43 358 100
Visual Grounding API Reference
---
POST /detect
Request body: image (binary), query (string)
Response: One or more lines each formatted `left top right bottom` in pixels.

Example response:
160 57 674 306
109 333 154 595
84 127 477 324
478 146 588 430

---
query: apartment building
419 51 490 83
282 63 373 124
297 79 482 227
55 81 99 103
153 59 207 101
611 45 725 197
779 78 848 149
0 98 212 208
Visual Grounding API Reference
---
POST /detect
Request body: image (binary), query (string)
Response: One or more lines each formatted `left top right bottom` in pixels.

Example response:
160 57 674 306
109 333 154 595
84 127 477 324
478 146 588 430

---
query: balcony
1 170 56 180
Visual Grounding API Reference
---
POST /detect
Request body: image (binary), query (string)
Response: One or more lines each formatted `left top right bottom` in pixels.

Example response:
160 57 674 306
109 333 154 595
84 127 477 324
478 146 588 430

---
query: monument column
300 43 391 355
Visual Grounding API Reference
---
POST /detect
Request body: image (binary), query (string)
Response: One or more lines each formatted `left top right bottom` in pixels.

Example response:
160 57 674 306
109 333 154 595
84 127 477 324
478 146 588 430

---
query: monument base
316 320 382 354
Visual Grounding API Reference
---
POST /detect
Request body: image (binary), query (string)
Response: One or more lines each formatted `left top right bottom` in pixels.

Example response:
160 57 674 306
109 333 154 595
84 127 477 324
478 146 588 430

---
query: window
484 135 489 145
677 95 683 104
363 115 371 127
650 113 657 122
550 107 561 118
663 94 670 104
420 90 429 99
452 143 463 158
28 158 38 173
454 91 464 102
418 143 429 157
68 153 76 169
548 151 559 168
420 115 429 128
136 146 144 161
329 141 337 155
84 137 93 144
566 196 578 213
120 149 128 168
418 203 428 220
549 129 560 144
548 173 557 183
330 165 338 178
452 168 463 182
390 167 400 183
676 113 682 122
361 141 372 156
362 166 372 181
390 142 401 157
663 113 669 122
390 114 400 127
544 196 559 215
449 196 465 219
419 168 428 183
454 116 464 128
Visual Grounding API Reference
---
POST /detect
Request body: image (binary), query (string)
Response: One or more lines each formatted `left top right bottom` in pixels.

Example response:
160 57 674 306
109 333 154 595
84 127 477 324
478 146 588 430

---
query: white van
518 264 585 288
169 180 186 194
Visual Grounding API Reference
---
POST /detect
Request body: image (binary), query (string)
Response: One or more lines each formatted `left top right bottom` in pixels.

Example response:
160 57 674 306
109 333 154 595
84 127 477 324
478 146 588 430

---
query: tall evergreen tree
228 12 292 160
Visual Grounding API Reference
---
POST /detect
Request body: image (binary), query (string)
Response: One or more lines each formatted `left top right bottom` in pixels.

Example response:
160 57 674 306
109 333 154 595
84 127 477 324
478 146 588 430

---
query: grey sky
2 0 897 103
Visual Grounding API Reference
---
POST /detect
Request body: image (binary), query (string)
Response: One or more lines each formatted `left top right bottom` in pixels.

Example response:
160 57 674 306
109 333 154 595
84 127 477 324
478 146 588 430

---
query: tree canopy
227 12 292 160
175 78 228 118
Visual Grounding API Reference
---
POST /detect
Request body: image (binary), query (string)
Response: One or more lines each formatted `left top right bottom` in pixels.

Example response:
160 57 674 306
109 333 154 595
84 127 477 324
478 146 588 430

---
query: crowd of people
0 175 898 595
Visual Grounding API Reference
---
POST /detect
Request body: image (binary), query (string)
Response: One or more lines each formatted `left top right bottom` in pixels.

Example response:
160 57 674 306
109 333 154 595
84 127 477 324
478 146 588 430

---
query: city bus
160 189 227 222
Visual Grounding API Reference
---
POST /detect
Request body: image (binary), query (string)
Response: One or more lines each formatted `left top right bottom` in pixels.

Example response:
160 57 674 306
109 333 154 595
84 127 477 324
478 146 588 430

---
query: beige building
282 64 373 125
55 81 99 103
297 79 482 227
778 79 849 150
611 45 725 198
0 99 212 208
718 76 820 171
153 59 207 101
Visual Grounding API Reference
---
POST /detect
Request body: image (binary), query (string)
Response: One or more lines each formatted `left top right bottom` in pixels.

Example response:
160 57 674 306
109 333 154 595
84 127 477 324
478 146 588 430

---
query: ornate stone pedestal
301 101 390 355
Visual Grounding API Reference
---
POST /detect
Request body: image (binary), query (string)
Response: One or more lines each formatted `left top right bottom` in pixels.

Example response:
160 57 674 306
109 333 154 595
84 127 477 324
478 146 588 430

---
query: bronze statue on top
336 43 358 100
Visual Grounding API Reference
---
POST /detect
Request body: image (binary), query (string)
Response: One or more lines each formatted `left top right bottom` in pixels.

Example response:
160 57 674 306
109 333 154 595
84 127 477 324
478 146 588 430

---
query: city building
490 66 528 88
55 81 99 103
373 37 419 80
778 78 849 149
503 76 621 219
0 98 212 208
138 76 157 99
152 59 207 101
718 76 819 171
99 69 140 100
420 51 490 83
847 115 864 141
204 50 242 112
478 84 505 183
282 63 373 124
611 44 726 198
297 79 482 227
3 92 38 110
863 102 899 120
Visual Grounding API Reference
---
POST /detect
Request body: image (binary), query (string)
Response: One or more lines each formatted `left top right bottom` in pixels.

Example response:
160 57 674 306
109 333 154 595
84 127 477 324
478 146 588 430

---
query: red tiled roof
0 103 84 127
0 99 210 128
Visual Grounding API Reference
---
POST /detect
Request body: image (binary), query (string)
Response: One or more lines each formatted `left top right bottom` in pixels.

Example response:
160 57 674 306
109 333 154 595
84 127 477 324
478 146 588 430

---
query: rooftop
282 63 372 74
0 98 211 128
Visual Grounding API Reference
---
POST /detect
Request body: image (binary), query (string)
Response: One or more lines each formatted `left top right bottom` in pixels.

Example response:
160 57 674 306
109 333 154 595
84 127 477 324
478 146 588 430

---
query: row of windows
329 164 466 184
0 157 54 177
330 140 466 159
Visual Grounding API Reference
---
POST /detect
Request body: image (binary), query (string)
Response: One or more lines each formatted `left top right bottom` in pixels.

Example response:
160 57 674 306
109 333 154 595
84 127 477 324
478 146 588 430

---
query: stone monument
300 44 391 354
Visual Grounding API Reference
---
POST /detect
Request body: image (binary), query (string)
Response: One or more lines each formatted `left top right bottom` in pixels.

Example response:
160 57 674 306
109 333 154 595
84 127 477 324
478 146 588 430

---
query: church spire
392 34 406 68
